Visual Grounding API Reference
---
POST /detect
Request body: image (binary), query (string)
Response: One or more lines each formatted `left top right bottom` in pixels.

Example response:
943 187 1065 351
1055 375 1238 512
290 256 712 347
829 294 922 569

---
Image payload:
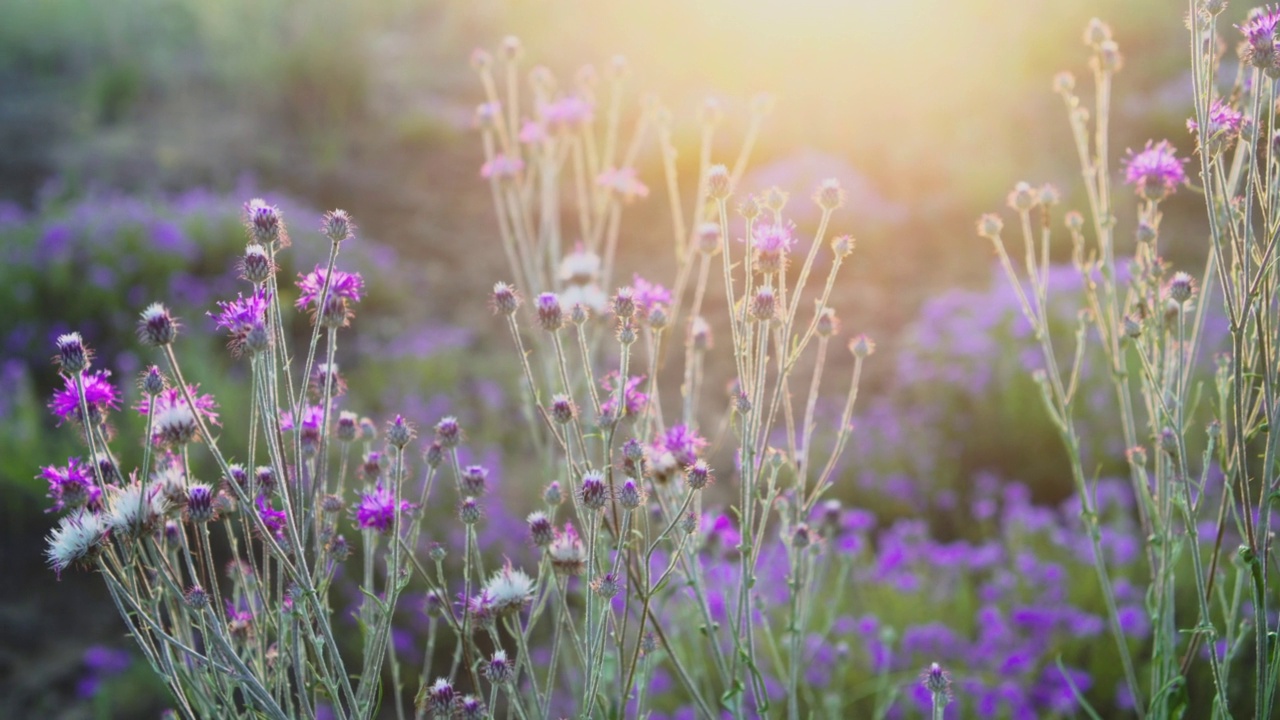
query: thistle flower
1167 271 1197 303
706 164 732 200
461 465 489 497
591 572 621 599
489 282 521 315
550 394 577 425
752 222 795 274
336 411 359 442
423 678 455 718
655 424 707 469
295 266 364 323
238 244 275 284
459 497 483 525
1122 140 1187 201
210 289 271 356
225 600 254 639
535 292 565 331
484 563 535 615
255 466 277 496
1187 100 1244 154
355 483 413 534
579 470 609 511
485 650 514 684
458 696 485 720
281 404 325 456
41 458 96 513
849 334 876 358
540 95 593 128
321 209 355 244
138 385 219 446
49 370 120 426
922 662 953 704
597 167 650 201
750 286 777 321
528 511 554 547
185 484 216 523
310 363 346 398
686 460 713 491
543 481 563 506
256 497 287 541
46 509 108 577
617 478 645 510
813 177 845 211
463 590 497 629
434 416 462 448
55 332 91 374
136 303 179 347
632 274 671 319
244 198 287 247
1239 7 1280 70
599 373 648 418
139 365 166 397
548 523 586 575
386 414 416 449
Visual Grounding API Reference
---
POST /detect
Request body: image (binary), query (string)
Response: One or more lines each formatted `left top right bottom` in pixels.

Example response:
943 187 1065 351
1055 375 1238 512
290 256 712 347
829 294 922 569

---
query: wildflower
461 465 489 497
656 424 707 469
831 234 855 257
46 509 108 577
695 222 722 254
355 484 412 534
1167 271 1197 303
136 303 178 347
104 479 169 540
686 460 713 490
310 363 346 398
386 414 416 449
480 154 524 180
631 274 671 319
528 511 555 547
535 292 565 331
139 365 166 397
464 589 497 629
591 572 621 599
210 289 271 356
281 405 325 457
580 470 609 511
550 394 577 425
238 244 275 284
49 370 121 426
55 332 91 374
295 266 364 326
327 534 351 561
617 478 644 510
540 95 593 128
186 484 216 523
458 696 485 720
813 178 844 211
548 523 586 575
543 481 563 506
321 209 354 244
244 198 287 247
597 167 650 201
225 600 254 639
1122 140 1187 201
1188 100 1244 154
599 373 648 418
434 416 462 448
816 308 840 337
484 563 535 615
1006 181 1039 212
613 287 637 319
336 411 358 442
41 459 96 513
255 466 277 496
459 497 483 525
922 662 953 703
424 441 444 469
560 245 602 285
1239 7 1280 71
792 523 813 549
184 586 209 610
423 678 456 718
137 385 219 438
485 650 514 684
750 286 777 322
849 334 876 358
489 282 521 315
518 119 547 144
256 497 287 540
751 222 795 274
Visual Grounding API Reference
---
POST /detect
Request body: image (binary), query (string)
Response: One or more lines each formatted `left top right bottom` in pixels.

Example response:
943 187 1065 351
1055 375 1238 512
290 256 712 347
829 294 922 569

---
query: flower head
104 480 170 538
631 274 671 319
295 266 364 326
41 458 96 513
354 483 413 534
540 96 593 128
548 523 586 575
49 370 121 426
46 510 109 577
136 303 179 347
1239 7 1280 69
244 198 287 247
480 154 524 180
210 289 271 356
1122 140 1187 201
256 497 287 540
599 373 648 418
654 424 707 469
1188 100 1244 154
751 222 796 274
137 385 219 446
484 563 535 615
54 332 91 374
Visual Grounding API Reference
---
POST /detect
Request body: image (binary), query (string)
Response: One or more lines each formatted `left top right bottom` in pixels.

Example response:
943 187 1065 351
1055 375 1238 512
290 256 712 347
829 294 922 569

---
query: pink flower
1122 140 1186 200
49 370 120 425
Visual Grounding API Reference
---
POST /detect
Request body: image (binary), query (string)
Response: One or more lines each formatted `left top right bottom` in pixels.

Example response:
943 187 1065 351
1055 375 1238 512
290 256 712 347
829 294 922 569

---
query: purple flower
256 497 287 539
210 289 271 356
295 266 364 310
599 373 648 418
1187 100 1244 151
1122 140 1186 200
49 370 121 425
137 385 220 445
41 458 97 513
653 424 707 468
354 483 413 534
631 274 671 316
480 154 524 180
598 168 649 200
1239 7 1280 66
540 96 593 128
751 221 796 273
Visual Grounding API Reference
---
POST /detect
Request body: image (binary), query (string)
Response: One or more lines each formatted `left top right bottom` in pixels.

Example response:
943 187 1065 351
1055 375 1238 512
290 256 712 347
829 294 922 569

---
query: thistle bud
617 479 643 510
138 303 178 347
613 288 637 319
55 333 90 374
1052 71 1076 95
696 222 722 254
816 308 840 337
750 287 777 322
1007 182 1039 212
336 411 359 443
536 292 565 332
686 461 712 490
459 497 482 525
580 471 608 511
550 395 576 425
461 465 489 497
387 415 415 449
543 481 563 507
706 165 731 200
831 234 855 258
435 416 461 448
322 209 354 245
527 511 554 547
140 365 166 396
490 282 521 316
976 214 1003 239
1168 272 1196 303
849 334 876 358
814 178 844 211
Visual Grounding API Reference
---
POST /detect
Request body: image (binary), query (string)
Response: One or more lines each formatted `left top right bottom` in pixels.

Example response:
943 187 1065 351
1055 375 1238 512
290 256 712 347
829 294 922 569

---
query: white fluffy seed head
46 510 108 576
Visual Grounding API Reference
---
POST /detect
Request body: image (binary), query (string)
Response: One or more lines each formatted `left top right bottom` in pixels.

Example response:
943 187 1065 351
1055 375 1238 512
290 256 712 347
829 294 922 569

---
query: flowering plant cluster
35 6 1280 720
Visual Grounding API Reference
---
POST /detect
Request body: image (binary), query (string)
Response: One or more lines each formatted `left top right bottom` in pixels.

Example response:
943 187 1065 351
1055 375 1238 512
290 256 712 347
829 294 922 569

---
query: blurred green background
0 0 1226 716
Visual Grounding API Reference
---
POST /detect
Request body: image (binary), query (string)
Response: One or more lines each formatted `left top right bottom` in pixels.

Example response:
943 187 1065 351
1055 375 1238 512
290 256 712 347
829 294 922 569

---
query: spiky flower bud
976 213 1004 239
387 415 415 449
814 178 845 211
613 288 637 318
1064 211 1084 232
322 209 354 244
55 333 90 375
459 497 482 525
1126 446 1148 468
459 696 485 720
536 292 565 331
1038 184 1061 206
461 465 489 497
617 479 643 510
423 678 456 718
336 411 359 443
550 395 576 425
490 282 521 316
138 303 178 346
678 511 699 535
240 244 274 284
485 650 514 684
1007 182 1039 212
738 196 762 221
1168 272 1196 303
750 287 777 322
543 481 563 507
424 441 444 469
569 303 589 325
435 416 461 448
792 523 813 549
255 466 277 496
140 365 166 396
184 585 210 610
580 471 609 511
1083 18 1112 46
686 460 712 490
706 165 731 200
849 334 876 358
527 511 555 547
591 572 621 599
922 662 952 702
244 198 286 247
1135 220 1157 243
186 485 216 523
1160 427 1179 455
327 534 351 561
831 234 855 258
617 320 638 346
